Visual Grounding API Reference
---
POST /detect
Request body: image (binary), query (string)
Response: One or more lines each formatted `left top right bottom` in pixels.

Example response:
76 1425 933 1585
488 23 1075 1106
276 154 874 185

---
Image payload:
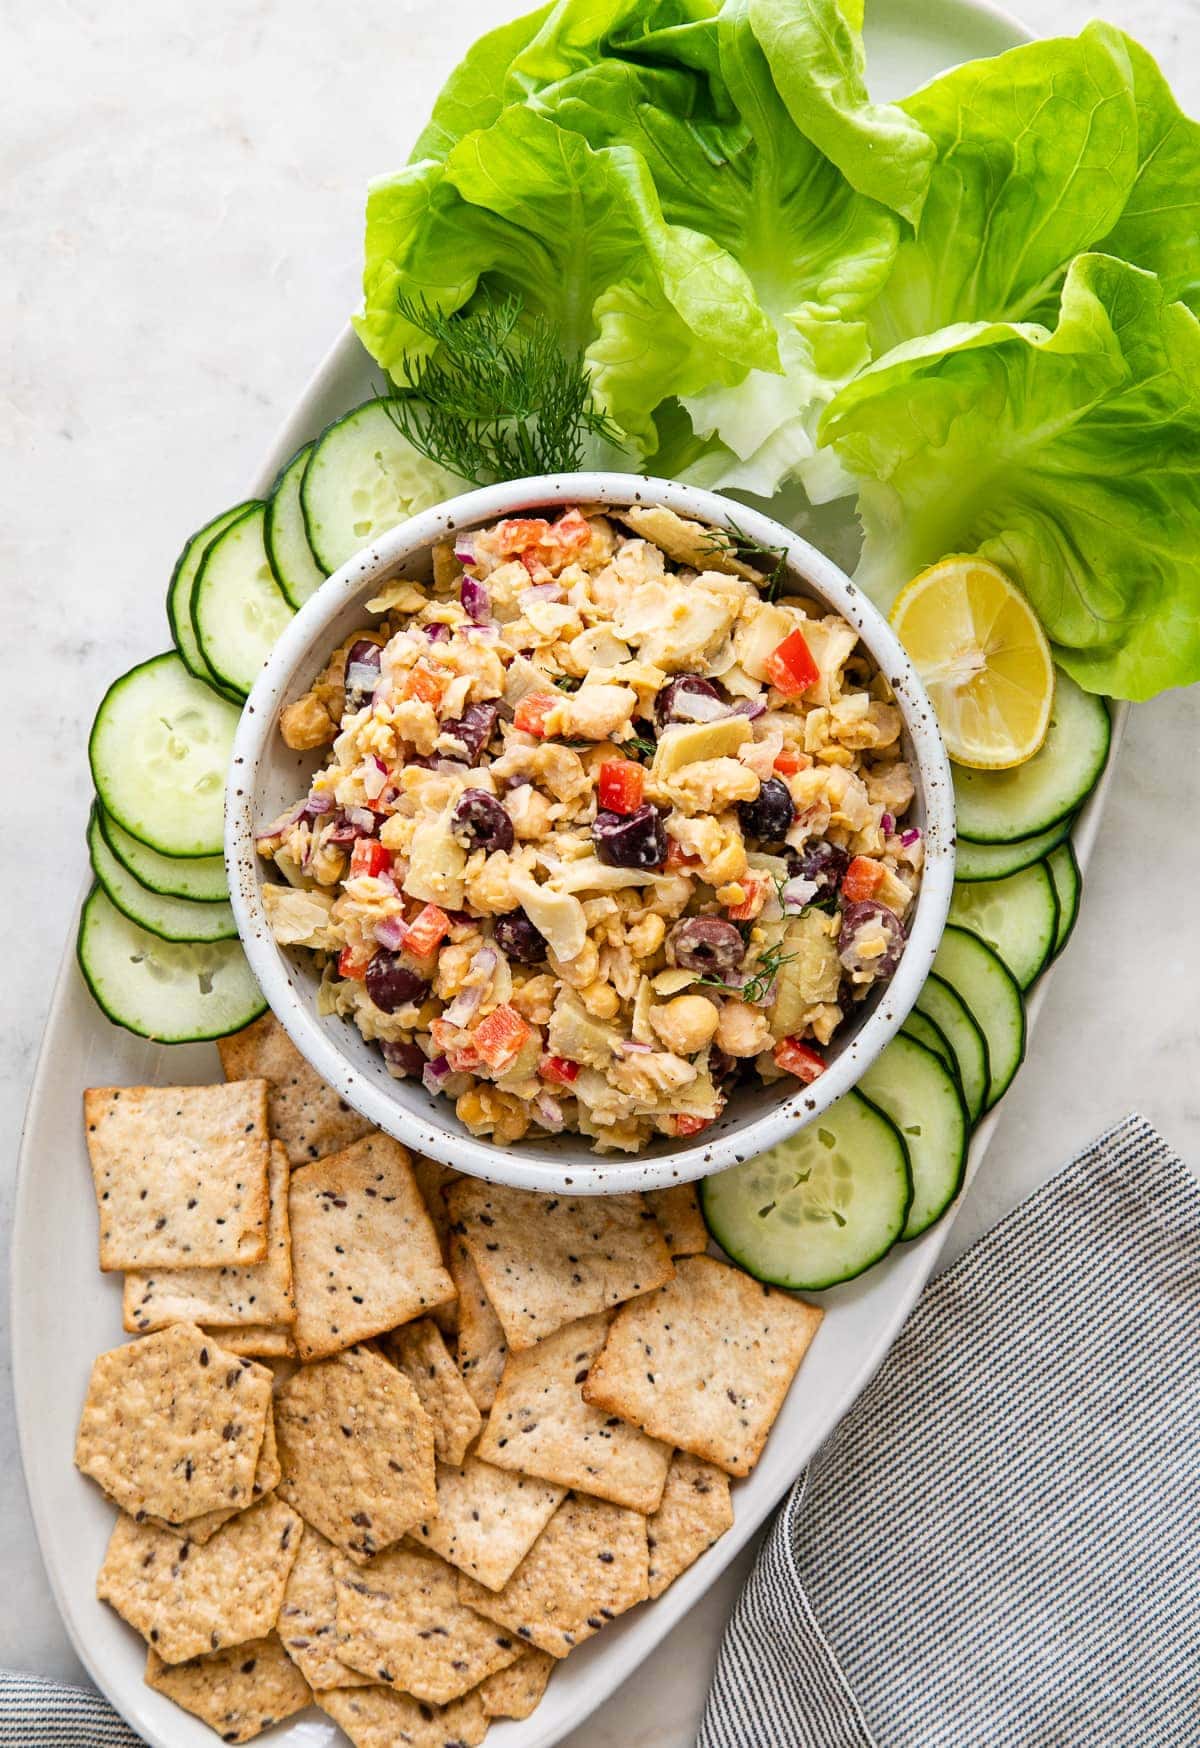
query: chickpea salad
256 503 923 1153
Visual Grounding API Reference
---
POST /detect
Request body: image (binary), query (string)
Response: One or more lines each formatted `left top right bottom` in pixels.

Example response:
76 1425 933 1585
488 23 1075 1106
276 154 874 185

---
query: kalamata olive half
654 675 721 726
451 790 514 854
493 910 547 964
365 953 430 1014
738 776 795 843
442 702 498 764
381 1040 426 1077
788 839 849 896
838 900 905 980
593 804 667 870
344 639 382 708
669 917 745 978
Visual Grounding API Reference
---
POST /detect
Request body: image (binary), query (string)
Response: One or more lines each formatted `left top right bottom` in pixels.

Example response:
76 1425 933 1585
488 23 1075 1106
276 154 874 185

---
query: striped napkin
699 1113 1200 1748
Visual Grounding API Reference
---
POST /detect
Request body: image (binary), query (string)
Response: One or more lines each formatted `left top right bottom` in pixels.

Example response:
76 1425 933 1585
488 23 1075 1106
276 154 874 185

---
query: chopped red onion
900 826 922 847
422 1055 454 1095
781 875 819 912
345 659 381 697
534 1091 565 1131
729 696 768 721
461 575 491 624
424 622 450 643
344 806 378 833
374 914 409 951
304 790 334 814
618 1039 653 1055
881 811 895 834
454 532 477 564
441 986 484 1028
519 583 564 607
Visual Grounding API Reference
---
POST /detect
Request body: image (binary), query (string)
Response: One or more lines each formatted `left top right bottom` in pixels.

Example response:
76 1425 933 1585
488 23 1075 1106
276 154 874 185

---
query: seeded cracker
643 1184 709 1257
218 1010 373 1164
646 1451 734 1598
583 1254 824 1477
456 1493 649 1658
209 1324 296 1359
409 1457 564 1592
75 1324 272 1524
84 1082 270 1271
317 1685 489 1748
289 1133 454 1360
144 1396 280 1545
124 1141 295 1335
274 1346 437 1563
381 1318 482 1465
477 1648 556 1720
477 1313 671 1514
335 1547 523 1702
96 1495 303 1664
447 1181 674 1351
450 1237 507 1411
144 1634 312 1740
278 1526 372 1691
412 1156 463 1337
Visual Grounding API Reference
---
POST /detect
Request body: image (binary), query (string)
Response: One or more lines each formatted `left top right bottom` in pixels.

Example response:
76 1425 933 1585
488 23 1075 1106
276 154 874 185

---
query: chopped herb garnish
554 674 583 692
621 735 659 762
700 936 796 1005
700 517 790 603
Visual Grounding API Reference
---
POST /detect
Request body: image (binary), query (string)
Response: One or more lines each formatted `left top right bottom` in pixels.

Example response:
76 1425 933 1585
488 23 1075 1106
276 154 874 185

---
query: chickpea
649 993 720 1056
580 980 620 1021
626 912 666 959
715 998 773 1059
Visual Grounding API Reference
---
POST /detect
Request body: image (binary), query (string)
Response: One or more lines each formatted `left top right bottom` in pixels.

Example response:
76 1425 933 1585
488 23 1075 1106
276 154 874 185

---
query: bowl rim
227 470 955 1194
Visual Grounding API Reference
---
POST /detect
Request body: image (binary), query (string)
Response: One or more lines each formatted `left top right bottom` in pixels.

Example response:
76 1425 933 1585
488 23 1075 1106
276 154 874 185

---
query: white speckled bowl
227 473 955 1193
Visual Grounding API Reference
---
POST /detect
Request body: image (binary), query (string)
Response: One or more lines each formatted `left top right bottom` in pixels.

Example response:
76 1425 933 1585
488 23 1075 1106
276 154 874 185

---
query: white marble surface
3 0 1199 1737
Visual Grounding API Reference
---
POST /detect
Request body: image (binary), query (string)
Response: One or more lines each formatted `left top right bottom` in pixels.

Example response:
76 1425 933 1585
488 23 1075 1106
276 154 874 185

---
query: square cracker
450 1238 507 1412
381 1319 481 1466
208 1324 296 1359
335 1547 523 1703
278 1526 372 1692
409 1457 564 1592
84 1082 270 1271
647 1451 733 1598
412 1157 462 1337
447 1181 674 1352
144 1634 312 1741
144 1400 280 1545
318 1685 488 1748
477 1648 555 1720
274 1346 436 1563
75 1323 272 1524
477 1313 670 1514
96 1495 303 1664
456 1493 649 1659
218 1010 373 1164
583 1254 823 1477
644 1185 708 1257
124 1141 295 1335
289 1134 454 1360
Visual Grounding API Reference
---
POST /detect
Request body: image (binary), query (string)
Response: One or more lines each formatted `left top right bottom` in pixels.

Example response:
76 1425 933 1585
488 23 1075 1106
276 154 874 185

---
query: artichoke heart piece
651 717 751 779
770 910 842 1040
404 804 467 909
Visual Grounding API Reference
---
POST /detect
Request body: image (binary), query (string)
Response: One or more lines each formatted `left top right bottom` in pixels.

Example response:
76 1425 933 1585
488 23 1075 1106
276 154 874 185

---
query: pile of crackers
77 1012 823 1746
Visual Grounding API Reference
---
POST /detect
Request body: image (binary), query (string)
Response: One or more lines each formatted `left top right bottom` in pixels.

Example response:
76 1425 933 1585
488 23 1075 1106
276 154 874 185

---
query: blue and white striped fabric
0 1670 140 1746
699 1113 1200 1748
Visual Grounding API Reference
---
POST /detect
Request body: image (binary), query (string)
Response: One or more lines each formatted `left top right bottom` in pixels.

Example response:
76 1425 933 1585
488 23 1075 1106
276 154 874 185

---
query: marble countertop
3 0 1198 1739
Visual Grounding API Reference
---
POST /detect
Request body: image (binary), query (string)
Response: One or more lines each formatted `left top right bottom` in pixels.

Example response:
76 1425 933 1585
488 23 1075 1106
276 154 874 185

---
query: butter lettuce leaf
822 254 1200 700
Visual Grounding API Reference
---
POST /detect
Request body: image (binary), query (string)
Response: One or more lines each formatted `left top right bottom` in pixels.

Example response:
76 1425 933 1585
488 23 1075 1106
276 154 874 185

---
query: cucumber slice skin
167 501 259 703
914 972 989 1125
265 443 327 610
191 503 295 699
701 1091 912 1291
96 803 229 903
933 925 1027 1111
899 1009 957 1081
947 861 1060 992
953 672 1110 843
954 813 1075 881
857 1035 969 1241
88 808 238 943
88 652 240 859
1047 842 1082 957
76 885 266 1044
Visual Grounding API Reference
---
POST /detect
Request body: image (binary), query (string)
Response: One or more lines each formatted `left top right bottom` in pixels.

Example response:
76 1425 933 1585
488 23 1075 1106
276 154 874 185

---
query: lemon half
890 557 1055 769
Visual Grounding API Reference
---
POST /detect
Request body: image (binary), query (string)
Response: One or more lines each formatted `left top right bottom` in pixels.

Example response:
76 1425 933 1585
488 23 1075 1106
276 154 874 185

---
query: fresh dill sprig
621 734 659 762
379 291 622 485
700 937 796 1005
554 674 583 692
700 517 790 603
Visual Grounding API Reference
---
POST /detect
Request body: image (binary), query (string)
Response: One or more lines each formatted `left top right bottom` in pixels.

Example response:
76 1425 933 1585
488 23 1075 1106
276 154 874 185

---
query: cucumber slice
933 925 1026 1110
899 1008 957 1080
300 399 462 575
167 501 258 697
1047 842 1082 957
77 886 265 1043
265 443 327 609
88 808 237 943
701 1091 911 1290
954 813 1075 881
953 671 1110 842
89 653 240 858
192 503 294 699
96 804 229 903
913 972 989 1125
857 1034 969 1240
947 861 1059 991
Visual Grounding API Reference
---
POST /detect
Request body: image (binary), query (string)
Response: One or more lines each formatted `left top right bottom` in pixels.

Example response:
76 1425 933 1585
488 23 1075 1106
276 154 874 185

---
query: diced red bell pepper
402 662 446 707
665 837 701 872
773 746 808 775
765 627 820 697
430 1016 480 1072
548 507 591 559
349 838 391 880
726 873 768 921
337 944 371 981
471 1003 532 1070
841 855 886 903
541 1055 580 1086
520 550 555 585
670 1113 714 1138
774 1037 827 1083
404 903 452 959
513 692 558 737
597 759 645 815
495 517 552 557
